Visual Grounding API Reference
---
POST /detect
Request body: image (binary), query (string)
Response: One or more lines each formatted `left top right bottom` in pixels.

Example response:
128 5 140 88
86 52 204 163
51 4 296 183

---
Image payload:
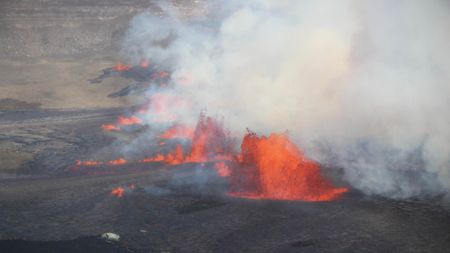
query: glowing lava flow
101 124 120 131
141 115 233 165
114 58 150 72
76 158 128 166
114 63 132 72
111 187 125 198
101 115 143 132
117 116 143 125
230 132 348 201
108 158 127 165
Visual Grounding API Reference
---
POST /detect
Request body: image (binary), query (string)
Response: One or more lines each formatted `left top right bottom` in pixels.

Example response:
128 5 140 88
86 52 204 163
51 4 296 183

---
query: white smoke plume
120 0 450 199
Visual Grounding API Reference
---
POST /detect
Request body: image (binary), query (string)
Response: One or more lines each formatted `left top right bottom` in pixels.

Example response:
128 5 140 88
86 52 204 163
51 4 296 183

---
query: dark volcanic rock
0 236 142 253
0 98 41 110
0 0 208 58
0 0 152 58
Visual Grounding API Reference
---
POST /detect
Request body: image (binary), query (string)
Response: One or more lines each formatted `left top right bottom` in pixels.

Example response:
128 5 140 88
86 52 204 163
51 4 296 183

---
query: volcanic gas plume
115 0 450 200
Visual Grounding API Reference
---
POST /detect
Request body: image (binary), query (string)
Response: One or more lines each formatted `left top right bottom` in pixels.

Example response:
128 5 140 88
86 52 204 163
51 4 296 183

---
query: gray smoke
120 0 450 199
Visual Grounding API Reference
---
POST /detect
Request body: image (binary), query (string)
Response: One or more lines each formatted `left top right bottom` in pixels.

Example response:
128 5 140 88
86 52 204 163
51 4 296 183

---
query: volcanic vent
77 58 347 201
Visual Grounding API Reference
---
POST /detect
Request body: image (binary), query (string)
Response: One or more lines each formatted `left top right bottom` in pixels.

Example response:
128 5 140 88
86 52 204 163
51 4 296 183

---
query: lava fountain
230 131 348 201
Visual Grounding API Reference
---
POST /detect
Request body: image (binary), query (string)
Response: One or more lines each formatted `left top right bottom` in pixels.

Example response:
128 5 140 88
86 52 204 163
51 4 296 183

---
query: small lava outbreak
111 187 125 198
101 115 143 131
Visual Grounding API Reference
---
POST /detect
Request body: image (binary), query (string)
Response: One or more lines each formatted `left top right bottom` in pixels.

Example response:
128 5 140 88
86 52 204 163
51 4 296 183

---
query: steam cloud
121 0 450 199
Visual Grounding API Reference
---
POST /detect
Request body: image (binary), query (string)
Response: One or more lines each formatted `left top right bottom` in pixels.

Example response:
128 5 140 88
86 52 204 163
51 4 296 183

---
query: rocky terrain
0 0 206 109
0 1 450 252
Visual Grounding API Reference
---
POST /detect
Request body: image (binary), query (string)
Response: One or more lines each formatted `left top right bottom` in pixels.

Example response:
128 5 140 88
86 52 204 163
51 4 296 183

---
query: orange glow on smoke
114 63 132 72
136 93 180 122
111 187 125 198
159 71 170 78
215 162 231 177
230 132 348 201
159 124 194 140
139 59 150 68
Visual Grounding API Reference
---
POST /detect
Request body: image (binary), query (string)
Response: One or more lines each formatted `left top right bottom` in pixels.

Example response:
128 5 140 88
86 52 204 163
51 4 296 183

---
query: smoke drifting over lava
120 0 450 199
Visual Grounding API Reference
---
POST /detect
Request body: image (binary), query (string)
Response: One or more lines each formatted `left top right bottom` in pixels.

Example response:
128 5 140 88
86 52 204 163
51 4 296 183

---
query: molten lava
101 115 143 132
76 160 103 166
101 124 120 131
142 115 233 164
230 132 347 201
108 158 127 165
111 187 125 198
117 116 143 126
114 63 132 72
185 114 233 162
76 157 128 167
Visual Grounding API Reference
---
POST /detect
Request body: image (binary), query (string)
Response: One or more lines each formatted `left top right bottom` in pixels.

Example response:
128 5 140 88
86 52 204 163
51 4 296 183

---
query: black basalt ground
0 109 450 253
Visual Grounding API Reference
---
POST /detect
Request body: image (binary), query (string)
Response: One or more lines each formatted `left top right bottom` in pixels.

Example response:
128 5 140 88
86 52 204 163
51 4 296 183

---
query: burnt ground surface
0 109 449 253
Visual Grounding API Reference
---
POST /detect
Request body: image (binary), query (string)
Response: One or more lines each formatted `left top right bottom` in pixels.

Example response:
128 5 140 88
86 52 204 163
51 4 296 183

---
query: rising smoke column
121 0 450 199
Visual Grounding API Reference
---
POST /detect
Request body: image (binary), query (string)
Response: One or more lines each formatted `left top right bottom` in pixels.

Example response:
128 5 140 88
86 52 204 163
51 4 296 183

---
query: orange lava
185 114 233 163
111 187 125 198
143 115 233 164
230 132 348 202
76 158 128 166
117 116 143 126
141 154 165 163
76 98 348 203
114 63 132 72
76 160 103 166
101 124 120 131
108 158 127 165
141 145 184 165
101 116 143 132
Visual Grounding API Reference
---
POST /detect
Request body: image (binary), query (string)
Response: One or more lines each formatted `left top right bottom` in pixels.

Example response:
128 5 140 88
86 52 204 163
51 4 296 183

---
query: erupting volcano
231 132 348 201
76 56 349 201
78 97 347 202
